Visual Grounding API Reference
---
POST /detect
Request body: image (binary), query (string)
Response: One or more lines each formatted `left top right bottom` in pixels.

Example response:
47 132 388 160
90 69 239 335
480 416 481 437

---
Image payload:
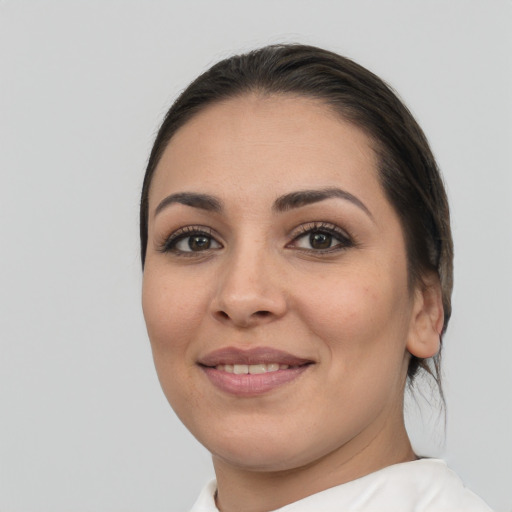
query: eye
290 222 353 252
174 234 221 252
160 226 222 254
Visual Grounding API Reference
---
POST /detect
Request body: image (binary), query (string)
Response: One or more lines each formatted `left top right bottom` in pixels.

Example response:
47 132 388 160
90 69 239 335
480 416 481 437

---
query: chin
192 414 352 474
211 440 314 473
183 415 308 471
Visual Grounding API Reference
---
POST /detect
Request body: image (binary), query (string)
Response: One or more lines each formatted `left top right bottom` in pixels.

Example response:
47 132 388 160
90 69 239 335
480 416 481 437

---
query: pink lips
198 347 313 397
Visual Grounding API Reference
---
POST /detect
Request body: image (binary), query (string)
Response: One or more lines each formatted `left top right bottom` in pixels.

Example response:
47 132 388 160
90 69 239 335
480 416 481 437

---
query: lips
198 346 313 367
216 363 288 374
197 347 314 396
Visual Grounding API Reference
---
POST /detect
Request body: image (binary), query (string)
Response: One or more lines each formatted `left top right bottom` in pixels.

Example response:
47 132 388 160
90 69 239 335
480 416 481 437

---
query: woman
139 45 492 511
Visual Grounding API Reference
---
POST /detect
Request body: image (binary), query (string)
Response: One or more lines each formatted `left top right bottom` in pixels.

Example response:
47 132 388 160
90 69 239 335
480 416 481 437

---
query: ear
406 273 444 359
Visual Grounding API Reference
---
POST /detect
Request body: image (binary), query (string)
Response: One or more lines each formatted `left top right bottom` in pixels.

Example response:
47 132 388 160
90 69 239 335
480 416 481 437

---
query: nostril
254 310 271 318
215 309 272 323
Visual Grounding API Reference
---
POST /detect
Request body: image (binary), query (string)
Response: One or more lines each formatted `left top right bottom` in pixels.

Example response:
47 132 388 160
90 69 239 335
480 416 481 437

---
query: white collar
189 458 492 512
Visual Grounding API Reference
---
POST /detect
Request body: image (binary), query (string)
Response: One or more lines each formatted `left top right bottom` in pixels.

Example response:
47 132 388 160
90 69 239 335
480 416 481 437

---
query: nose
210 246 287 328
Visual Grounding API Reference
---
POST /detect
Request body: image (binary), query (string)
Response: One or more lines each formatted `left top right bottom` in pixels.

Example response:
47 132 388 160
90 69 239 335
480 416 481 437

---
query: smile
198 347 314 396
215 363 292 374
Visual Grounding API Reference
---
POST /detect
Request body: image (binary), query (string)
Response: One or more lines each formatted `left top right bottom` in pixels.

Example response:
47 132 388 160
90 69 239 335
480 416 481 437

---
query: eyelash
158 226 221 256
288 222 354 253
158 222 354 256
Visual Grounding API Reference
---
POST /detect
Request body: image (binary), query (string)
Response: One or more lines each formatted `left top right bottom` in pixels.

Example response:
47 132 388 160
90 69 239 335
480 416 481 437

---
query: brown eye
188 235 212 251
291 224 353 252
174 234 220 252
309 232 332 249
163 228 222 254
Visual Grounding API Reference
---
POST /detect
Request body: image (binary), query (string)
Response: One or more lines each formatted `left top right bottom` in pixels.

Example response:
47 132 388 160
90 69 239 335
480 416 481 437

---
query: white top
190 459 492 511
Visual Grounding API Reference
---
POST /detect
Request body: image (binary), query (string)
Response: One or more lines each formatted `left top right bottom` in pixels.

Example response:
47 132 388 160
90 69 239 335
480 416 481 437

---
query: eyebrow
154 187 372 219
272 187 373 219
154 192 223 217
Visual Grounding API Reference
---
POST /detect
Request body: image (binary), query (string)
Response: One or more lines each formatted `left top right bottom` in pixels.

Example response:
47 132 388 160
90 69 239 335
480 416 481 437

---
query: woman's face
142 95 431 472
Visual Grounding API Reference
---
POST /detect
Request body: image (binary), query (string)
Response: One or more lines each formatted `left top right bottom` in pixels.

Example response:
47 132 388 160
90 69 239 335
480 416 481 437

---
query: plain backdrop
1 1 511 511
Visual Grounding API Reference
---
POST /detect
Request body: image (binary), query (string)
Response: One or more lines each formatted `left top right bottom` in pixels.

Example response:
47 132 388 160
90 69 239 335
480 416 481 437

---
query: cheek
141 267 208 412
295 269 412 361
295 272 412 425
142 266 207 354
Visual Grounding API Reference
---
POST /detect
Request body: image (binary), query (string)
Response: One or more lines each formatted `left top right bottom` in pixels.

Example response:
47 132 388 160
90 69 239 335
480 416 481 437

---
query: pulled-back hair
140 44 453 392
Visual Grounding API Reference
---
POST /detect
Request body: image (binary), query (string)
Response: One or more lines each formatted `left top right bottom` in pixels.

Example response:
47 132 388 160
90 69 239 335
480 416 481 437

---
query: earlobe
406 274 444 359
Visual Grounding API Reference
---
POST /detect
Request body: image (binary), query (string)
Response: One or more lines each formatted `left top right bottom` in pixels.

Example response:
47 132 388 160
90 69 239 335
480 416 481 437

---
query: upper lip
197 346 314 367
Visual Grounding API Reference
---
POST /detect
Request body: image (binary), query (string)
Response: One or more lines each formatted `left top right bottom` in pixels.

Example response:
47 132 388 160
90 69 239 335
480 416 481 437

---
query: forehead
149 94 382 211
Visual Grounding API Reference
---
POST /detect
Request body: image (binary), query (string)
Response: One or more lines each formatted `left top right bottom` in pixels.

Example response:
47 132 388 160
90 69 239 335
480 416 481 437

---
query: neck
212 414 415 512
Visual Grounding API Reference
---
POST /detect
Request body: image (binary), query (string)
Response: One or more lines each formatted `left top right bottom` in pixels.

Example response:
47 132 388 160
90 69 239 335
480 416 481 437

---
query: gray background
0 1 510 511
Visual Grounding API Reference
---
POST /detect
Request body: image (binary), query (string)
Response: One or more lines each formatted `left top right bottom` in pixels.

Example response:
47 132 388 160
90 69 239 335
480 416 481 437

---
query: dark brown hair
140 44 453 391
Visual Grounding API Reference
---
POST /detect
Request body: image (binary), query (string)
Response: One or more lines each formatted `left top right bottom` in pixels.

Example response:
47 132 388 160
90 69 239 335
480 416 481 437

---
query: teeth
248 364 266 374
233 364 248 374
216 363 289 374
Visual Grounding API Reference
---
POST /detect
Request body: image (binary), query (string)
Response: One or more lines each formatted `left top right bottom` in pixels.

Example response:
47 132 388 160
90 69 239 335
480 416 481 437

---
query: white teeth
248 364 266 374
233 364 248 374
216 363 288 374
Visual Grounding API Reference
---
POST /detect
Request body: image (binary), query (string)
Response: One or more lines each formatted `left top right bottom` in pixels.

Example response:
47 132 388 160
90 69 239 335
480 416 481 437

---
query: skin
142 94 443 512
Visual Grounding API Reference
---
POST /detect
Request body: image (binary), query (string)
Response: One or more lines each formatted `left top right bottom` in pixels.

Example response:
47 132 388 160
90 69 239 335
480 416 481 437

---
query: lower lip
201 365 311 396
